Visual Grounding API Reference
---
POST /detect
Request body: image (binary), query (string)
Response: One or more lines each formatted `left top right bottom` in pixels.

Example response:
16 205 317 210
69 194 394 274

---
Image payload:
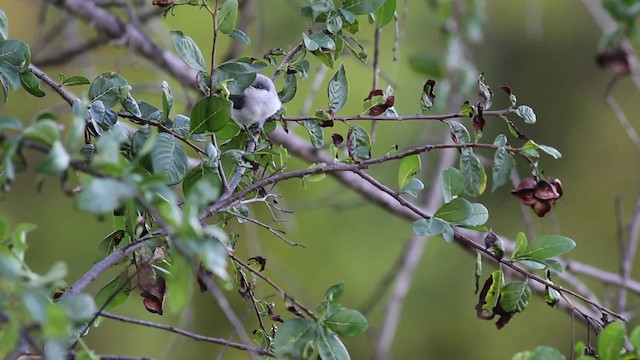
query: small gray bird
230 74 281 129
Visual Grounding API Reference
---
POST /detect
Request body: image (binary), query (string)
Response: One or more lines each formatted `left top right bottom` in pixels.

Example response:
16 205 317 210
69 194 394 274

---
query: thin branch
605 94 640 152
226 210 302 247
284 108 513 122
67 231 163 294
373 235 426 360
272 43 305 81
201 271 256 352
28 65 77 106
98 311 274 356
618 196 640 313
230 254 317 320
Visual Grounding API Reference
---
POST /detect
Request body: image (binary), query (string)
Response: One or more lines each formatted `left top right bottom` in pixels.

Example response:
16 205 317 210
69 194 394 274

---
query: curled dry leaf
511 177 563 217
596 47 635 75
364 89 394 116
141 277 166 315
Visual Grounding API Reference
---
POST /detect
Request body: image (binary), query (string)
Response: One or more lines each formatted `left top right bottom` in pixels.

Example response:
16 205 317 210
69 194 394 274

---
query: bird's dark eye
254 83 265 90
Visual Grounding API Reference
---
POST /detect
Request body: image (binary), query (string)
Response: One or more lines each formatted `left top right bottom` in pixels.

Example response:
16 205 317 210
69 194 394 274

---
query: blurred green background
2 1 640 358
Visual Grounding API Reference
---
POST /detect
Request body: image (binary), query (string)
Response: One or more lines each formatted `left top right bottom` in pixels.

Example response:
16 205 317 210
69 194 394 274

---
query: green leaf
481 270 503 317
342 35 367 63
77 178 135 214
398 154 421 189
121 93 141 117
440 167 464 203
190 95 232 134
65 98 88 150
316 329 351 360
23 119 60 146
151 133 189 185
91 126 129 172
0 115 22 131
514 235 576 260
307 0 334 12
37 140 70 176
88 72 128 108
435 198 471 222
217 0 238 35
512 232 528 259
170 30 207 72
328 64 348 113
374 0 396 28
0 10 7 40
629 325 640 352
58 293 96 323
400 178 424 198
272 318 318 357
164 252 193 314
515 258 564 272
323 282 345 304
412 217 450 238
0 40 29 69
342 0 386 15
302 120 324 149
457 202 489 227
229 29 250 44
19 71 45 97
515 105 536 124
460 149 486 197
325 309 368 337
445 120 470 144
278 73 297 104
544 285 561 307
305 31 336 51
89 100 117 129
499 281 531 313
492 147 515 191
161 81 172 121
59 75 91 87
522 140 561 159
346 124 371 161
598 322 625 360
182 164 222 202
94 272 132 324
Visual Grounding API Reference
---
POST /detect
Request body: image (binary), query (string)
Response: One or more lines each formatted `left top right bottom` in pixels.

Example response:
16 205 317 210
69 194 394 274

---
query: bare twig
226 210 302 247
98 311 274 356
231 254 317 320
618 196 640 313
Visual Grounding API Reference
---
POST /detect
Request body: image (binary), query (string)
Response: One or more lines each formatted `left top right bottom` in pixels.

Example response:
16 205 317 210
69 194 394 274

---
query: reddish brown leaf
596 47 634 75
549 178 563 197
267 305 285 323
473 106 485 133
532 200 552 217
475 275 495 320
331 133 344 146
533 180 560 201
141 277 166 315
364 89 384 100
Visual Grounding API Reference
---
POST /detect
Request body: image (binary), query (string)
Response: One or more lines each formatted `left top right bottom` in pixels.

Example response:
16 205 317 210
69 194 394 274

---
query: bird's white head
230 73 281 128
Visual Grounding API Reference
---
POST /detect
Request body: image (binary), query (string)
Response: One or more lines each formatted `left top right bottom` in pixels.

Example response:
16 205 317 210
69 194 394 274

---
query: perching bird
229 73 281 129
